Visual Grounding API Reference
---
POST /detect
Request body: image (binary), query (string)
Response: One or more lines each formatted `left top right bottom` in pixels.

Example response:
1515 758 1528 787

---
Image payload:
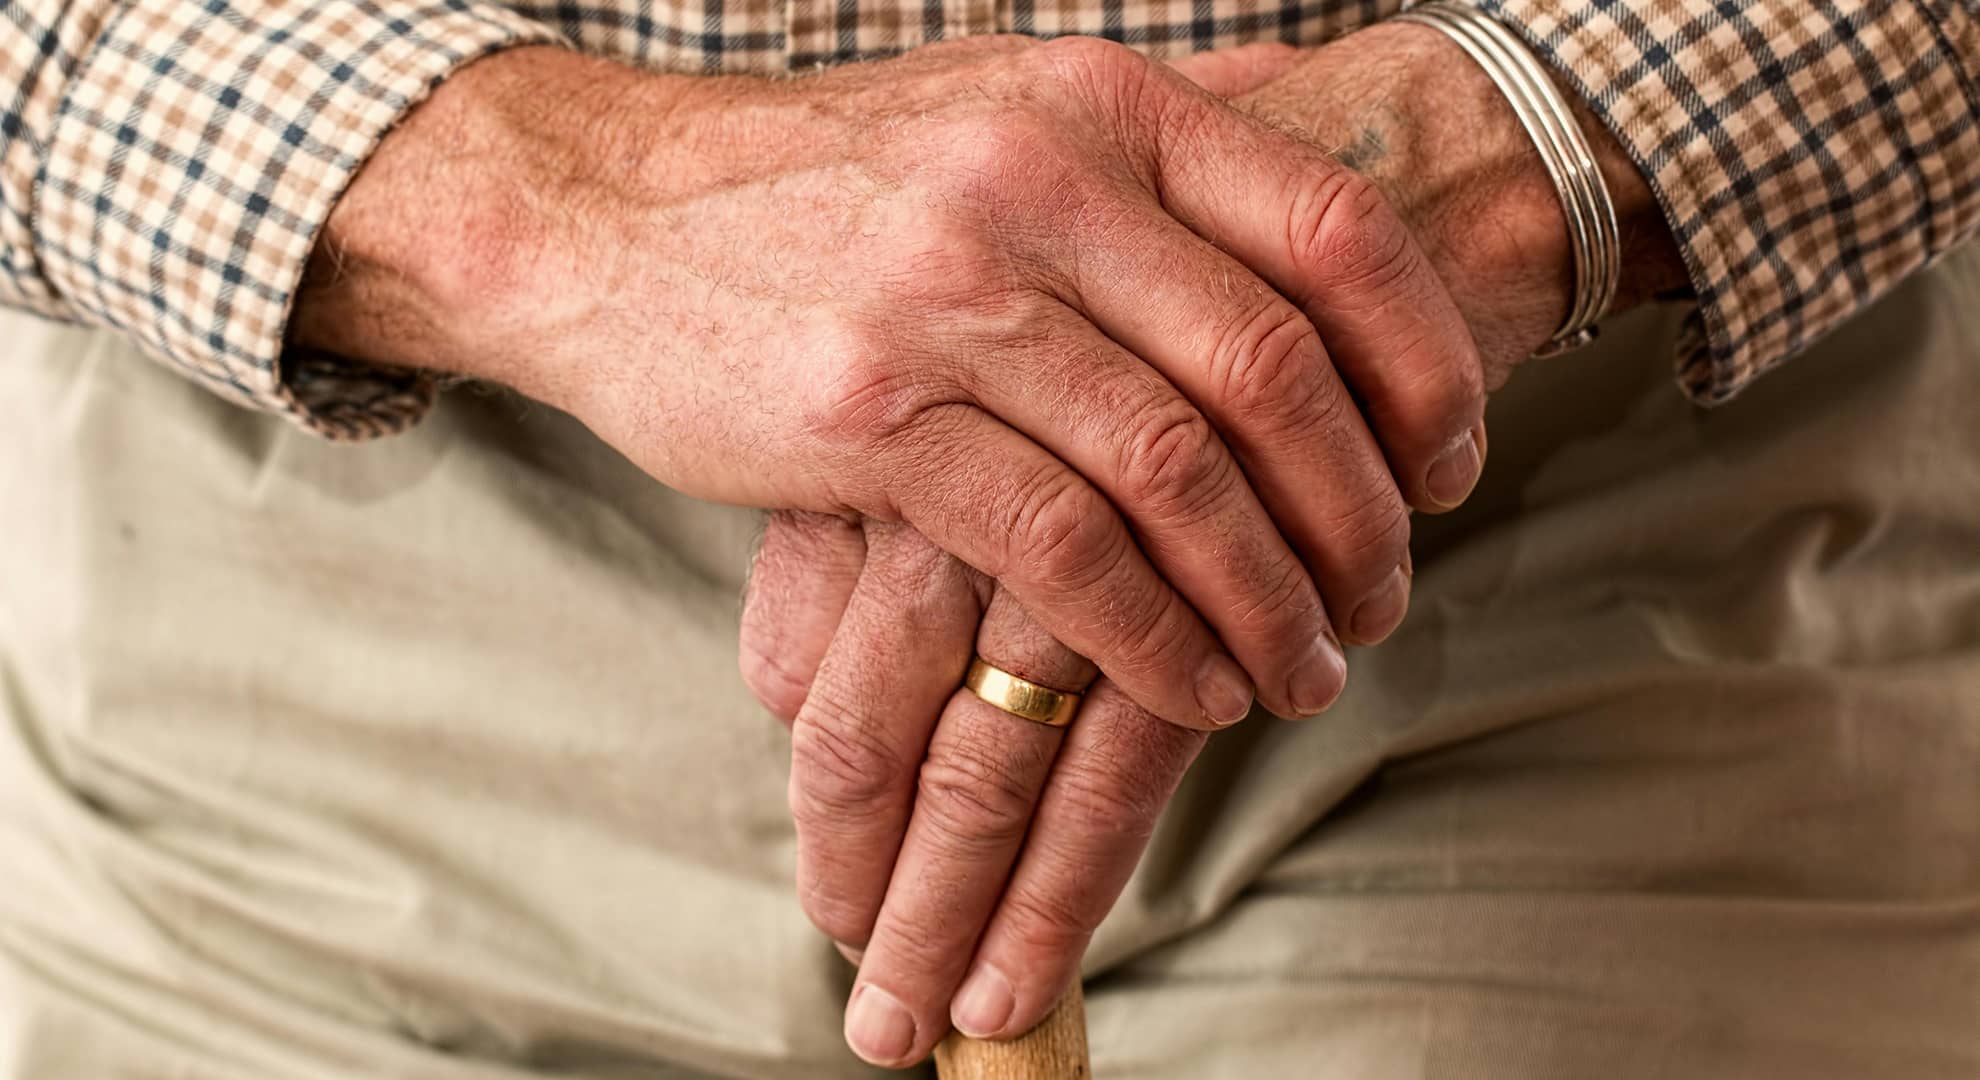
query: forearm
291 46 688 406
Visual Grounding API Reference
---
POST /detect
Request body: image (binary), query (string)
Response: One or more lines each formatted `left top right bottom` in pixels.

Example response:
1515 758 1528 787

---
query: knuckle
915 743 1037 846
788 714 909 825
950 107 1033 163
1416 321 1488 405
1393 323 1484 410
934 112 1059 209
1048 759 1165 847
739 643 809 724
1324 484 1411 566
1357 322 1486 452
1275 364 1357 453
897 213 1008 299
1291 171 1415 294
1010 477 1128 595
1034 36 1169 150
1128 588 1200 669
795 868 878 948
861 529 962 606
803 328 955 451
1036 34 1144 87
1211 300 1326 422
1115 406 1232 524
1092 585 1199 687
1226 554 1317 640
872 909 955 975
998 880 1098 949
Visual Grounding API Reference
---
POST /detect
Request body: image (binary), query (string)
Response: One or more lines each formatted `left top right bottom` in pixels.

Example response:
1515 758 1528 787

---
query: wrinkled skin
739 26 1686 1069
297 36 1487 737
294 25 1682 1071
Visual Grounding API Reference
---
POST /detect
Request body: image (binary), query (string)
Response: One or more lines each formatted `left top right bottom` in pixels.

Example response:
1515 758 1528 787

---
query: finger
952 678 1205 1040
788 524 986 952
956 305 1341 718
1035 194 1408 660
1164 42 1301 97
740 511 866 724
883 403 1253 731
1142 62 1489 515
842 592 1091 1068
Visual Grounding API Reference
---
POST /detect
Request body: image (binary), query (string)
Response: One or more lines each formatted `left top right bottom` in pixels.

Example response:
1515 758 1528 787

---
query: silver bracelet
1392 1 1620 357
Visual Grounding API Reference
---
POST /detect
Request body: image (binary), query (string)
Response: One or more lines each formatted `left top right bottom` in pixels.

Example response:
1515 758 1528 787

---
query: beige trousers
3 247 1978 1079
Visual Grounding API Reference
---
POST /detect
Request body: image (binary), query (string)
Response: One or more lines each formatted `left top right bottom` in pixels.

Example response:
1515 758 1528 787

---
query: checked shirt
1 0 1976 438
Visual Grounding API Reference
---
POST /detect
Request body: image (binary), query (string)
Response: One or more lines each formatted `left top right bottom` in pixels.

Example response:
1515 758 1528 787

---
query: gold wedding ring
963 657 1081 728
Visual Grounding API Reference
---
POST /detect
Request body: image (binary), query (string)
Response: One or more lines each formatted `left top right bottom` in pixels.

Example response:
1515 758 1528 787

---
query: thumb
1164 41 1301 97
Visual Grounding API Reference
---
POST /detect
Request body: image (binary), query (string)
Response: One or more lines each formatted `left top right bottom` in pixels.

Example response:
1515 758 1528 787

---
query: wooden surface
934 983 1089 1080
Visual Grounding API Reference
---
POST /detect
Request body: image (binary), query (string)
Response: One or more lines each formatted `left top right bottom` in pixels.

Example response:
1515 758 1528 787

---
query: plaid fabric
8 1 557 434
1480 0 1980 403
1 0 1974 436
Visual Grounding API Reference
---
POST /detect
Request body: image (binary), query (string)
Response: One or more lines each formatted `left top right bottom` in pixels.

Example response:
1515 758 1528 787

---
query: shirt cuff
1466 0 1980 405
33 0 562 439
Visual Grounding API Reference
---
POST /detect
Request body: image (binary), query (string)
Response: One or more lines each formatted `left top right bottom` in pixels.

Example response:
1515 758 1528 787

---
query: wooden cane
934 982 1089 1080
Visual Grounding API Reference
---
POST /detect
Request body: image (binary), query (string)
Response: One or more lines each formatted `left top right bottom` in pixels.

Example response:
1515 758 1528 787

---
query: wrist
288 46 707 405
1241 22 1686 381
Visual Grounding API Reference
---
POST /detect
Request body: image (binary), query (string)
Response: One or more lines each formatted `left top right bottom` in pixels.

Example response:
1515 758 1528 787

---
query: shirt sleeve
1466 0 1980 404
2 1 560 439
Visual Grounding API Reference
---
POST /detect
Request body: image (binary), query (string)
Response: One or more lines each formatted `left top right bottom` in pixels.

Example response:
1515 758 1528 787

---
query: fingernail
1350 565 1411 644
1287 635 1348 716
833 941 864 966
1425 427 1483 508
952 964 1016 1038
845 984 917 1065
1194 654 1255 727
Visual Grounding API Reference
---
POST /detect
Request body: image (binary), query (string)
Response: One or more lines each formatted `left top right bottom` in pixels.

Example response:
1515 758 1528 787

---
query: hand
291 36 1491 731
741 26 1691 1068
745 514 1205 1067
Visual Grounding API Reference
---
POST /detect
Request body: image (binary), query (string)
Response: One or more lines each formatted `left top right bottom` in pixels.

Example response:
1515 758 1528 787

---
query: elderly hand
748 514 1204 1066
743 23 1689 1068
293 35 1488 732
